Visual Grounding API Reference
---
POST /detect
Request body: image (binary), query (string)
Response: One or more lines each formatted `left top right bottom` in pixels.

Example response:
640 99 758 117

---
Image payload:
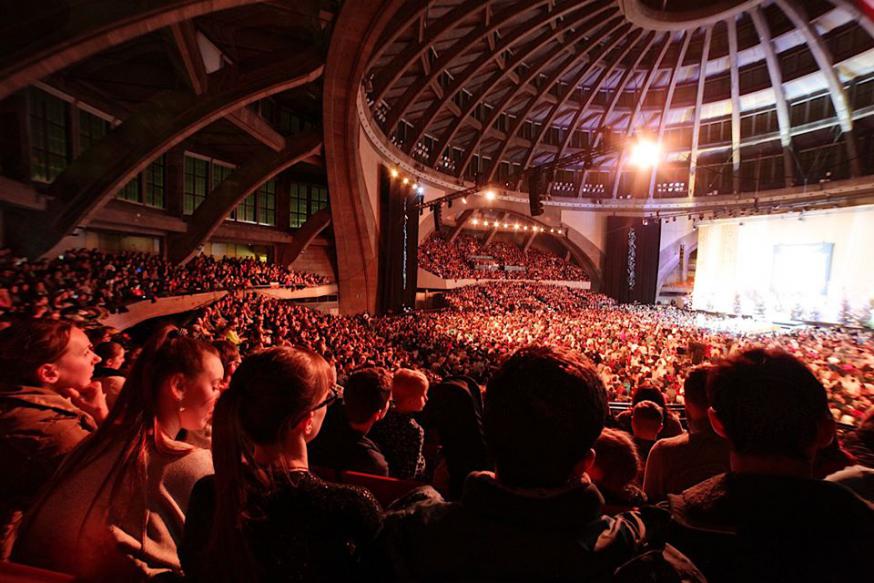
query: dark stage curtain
377 164 419 314
603 216 661 304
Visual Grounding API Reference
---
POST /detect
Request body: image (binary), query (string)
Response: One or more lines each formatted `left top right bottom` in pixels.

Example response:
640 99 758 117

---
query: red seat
0 561 76 582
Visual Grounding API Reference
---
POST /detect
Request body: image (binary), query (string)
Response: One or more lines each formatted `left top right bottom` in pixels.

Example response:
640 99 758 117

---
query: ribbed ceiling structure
364 0 874 198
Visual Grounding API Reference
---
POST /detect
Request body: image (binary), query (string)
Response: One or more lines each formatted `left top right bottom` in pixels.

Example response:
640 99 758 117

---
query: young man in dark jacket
373 346 703 581
663 348 874 583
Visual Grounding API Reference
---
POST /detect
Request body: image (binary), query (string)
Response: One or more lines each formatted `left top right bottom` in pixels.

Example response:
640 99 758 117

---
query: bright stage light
628 138 661 169
402 177 409 185
461 197 467 204
416 185 424 194
484 189 496 200
472 218 479 225
390 167 399 178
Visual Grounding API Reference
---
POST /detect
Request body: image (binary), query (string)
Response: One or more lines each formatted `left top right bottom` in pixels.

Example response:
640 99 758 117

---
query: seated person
374 346 703 581
0 320 103 558
93 341 126 409
662 348 874 583
615 384 684 439
842 406 874 467
309 367 391 476
13 326 222 581
370 367 429 480
589 427 646 512
182 347 382 582
631 400 663 463
644 366 730 501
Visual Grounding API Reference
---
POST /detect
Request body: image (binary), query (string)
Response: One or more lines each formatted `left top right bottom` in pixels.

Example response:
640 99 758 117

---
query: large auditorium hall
1 1 873 581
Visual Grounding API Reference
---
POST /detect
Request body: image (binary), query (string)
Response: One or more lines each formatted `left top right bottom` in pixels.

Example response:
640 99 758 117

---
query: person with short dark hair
615 384 684 438
663 348 874 583
309 367 392 476
644 366 730 501
93 341 126 409
373 346 703 581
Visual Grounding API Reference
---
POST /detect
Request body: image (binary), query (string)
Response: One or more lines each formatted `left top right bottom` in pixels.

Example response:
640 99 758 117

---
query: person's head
0 319 99 391
485 345 607 488
631 400 663 441
392 367 429 413
708 348 834 464
213 340 241 389
118 326 223 435
94 341 125 370
589 427 642 495
683 366 712 428
344 367 392 428
631 384 667 409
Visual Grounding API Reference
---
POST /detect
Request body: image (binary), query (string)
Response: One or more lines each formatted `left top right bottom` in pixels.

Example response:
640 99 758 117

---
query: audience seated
418 233 590 281
374 346 703 581
370 368 429 480
644 366 730 501
92 341 126 409
589 427 646 512
309 367 392 476
12 325 222 581
0 320 103 559
421 380 491 499
661 348 874 583
842 406 874 467
181 347 382 583
631 400 664 464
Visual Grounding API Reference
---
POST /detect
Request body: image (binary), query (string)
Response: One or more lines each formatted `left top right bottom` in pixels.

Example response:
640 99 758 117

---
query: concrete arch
428 204 605 290
276 207 333 267
167 130 323 264
16 49 324 259
323 0 407 314
0 0 268 101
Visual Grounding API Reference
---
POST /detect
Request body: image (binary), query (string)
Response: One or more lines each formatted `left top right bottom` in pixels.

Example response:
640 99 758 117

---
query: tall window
78 109 109 152
144 156 165 208
256 180 276 226
30 88 70 182
236 193 256 223
183 155 209 214
289 182 308 228
117 177 140 202
309 185 328 214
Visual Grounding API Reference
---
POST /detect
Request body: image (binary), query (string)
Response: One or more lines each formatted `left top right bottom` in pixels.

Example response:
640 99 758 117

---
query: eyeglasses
310 384 341 413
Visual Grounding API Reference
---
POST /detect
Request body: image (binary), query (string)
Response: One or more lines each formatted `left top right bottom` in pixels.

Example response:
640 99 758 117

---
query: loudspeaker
527 170 544 216
433 203 442 233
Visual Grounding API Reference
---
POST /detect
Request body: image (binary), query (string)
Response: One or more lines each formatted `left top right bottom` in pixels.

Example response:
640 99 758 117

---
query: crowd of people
0 270 873 581
418 232 590 281
0 249 328 319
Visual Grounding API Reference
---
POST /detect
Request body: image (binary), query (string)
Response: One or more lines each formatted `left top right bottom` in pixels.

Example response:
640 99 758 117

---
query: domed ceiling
364 0 874 199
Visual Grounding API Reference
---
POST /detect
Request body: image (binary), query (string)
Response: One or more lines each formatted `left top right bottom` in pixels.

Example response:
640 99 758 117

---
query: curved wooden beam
646 30 692 198
609 32 673 199
0 0 268 100
688 25 713 198
475 23 641 183
456 17 630 180
750 7 796 187
369 0 434 68
25 49 324 259
276 207 333 267
167 130 323 264
372 0 491 105
774 0 860 176
391 0 595 140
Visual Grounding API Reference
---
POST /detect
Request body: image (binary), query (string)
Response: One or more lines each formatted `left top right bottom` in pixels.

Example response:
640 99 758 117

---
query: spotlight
461 196 468 204
523 226 529 231
390 167 399 178
628 138 661 169
472 218 479 225
484 189 496 201
514 224 520 230
416 184 424 195
402 177 409 185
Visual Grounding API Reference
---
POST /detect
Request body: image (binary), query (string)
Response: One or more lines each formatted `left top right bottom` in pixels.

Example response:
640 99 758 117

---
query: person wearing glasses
181 347 382 583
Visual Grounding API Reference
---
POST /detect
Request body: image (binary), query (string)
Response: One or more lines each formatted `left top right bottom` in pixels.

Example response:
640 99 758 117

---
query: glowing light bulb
402 177 409 185
484 190 496 200
390 168 399 178
472 218 479 225
628 138 661 169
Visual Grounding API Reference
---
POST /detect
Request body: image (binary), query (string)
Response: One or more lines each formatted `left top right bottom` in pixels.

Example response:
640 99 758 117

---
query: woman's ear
36 363 60 386
708 406 728 439
167 372 187 403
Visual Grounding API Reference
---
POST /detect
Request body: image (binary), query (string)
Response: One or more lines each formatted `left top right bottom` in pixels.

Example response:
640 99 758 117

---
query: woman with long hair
181 346 382 583
12 325 223 582
0 319 102 558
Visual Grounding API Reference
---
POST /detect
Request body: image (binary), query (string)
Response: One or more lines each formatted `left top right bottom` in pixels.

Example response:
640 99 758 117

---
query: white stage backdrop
693 205 874 323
